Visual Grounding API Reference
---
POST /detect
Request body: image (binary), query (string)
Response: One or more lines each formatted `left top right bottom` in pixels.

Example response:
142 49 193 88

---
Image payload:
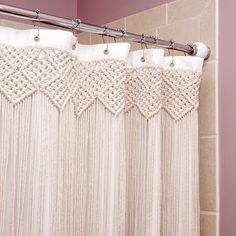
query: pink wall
1 0 174 25
77 0 174 25
0 0 77 19
219 0 236 235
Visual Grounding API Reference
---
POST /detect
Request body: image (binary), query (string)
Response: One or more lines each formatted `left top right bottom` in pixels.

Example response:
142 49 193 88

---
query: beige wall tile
200 0 217 60
199 62 217 135
200 214 217 236
90 33 103 44
158 17 200 48
200 137 217 211
126 4 167 34
106 18 126 31
0 19 32 29
91 33 116 44
129 42 140 51
168 0 209 24
78 32 91 44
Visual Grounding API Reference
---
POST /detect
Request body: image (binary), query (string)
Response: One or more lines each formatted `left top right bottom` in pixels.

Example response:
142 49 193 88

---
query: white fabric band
0 26 204 71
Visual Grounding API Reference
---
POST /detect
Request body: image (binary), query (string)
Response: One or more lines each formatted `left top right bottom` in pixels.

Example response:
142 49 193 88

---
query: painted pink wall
77 0 174 25
219 0 236 235
1 0 174 25
0 0 77 18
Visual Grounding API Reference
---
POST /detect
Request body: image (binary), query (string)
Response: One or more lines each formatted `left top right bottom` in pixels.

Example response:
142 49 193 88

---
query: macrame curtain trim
0 43 202 120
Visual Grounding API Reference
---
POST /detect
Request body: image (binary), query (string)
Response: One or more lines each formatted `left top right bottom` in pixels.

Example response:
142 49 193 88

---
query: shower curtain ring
71 19 80 50
168 40 175 67
33 9 40 42
119 29 126 42
102 26 109 55
140 33 147 62
154 36 159 48
113 33 117 43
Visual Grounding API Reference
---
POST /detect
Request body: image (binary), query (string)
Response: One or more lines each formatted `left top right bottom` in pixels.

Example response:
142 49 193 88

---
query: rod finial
191 42 211 60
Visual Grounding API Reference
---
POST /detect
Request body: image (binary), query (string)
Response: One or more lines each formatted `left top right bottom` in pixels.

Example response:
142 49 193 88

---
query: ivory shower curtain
0 26 203 236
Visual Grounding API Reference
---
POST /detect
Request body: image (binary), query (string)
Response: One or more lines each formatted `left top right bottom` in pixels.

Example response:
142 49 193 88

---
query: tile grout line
200 134 218 139
124 17 127 31
200 210 219 215
166 3 168 25
158 15 200 30
215 0 220 235
89 33 91 44
205 60 218 64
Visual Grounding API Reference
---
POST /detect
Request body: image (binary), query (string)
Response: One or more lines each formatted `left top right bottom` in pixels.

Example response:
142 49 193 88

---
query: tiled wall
79 0 219 235
0 0 218 234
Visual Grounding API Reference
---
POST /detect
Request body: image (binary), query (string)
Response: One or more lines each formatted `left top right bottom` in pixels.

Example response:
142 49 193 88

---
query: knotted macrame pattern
0 44 201 120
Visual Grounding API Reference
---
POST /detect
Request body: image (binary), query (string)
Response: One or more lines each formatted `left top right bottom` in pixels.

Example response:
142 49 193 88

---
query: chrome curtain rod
0 3 211 59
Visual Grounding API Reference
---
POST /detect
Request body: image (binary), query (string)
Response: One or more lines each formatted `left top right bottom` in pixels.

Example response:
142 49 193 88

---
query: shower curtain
0 26 203 236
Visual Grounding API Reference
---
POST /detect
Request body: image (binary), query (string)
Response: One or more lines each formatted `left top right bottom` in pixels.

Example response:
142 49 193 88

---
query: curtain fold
0 26 203 236
125 49 164 236
125 51 202 236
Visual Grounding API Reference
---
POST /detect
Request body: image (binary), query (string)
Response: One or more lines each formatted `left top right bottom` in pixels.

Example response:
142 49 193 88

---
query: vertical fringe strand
161 110 199 236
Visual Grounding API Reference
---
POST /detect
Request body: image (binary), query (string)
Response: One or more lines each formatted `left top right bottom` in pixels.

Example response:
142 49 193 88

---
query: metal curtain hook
71 19 80 50
33 9 40 42
110 28 118 43
113 33 117 43
154 36 159 48
119 29 126 42
140 33 147 62
102 26 109 55
168 40 175 67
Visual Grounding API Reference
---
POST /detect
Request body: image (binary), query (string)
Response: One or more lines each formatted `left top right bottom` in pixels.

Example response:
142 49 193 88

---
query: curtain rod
0 3 211 59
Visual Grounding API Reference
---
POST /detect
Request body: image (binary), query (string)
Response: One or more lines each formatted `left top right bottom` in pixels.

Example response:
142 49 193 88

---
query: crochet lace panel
0 45 201 120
